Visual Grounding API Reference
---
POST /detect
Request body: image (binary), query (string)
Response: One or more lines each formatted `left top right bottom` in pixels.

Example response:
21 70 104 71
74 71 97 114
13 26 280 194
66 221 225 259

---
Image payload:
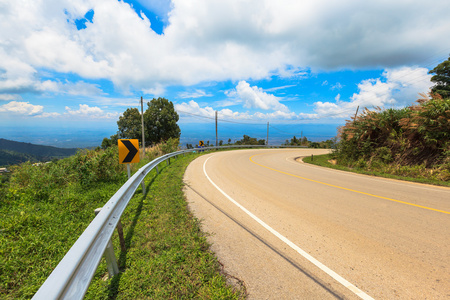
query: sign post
118 139 144 193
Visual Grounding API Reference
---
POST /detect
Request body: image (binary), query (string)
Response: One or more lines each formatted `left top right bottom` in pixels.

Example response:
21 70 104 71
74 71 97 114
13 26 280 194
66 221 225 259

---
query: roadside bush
335 95 449 181
0 139 188 299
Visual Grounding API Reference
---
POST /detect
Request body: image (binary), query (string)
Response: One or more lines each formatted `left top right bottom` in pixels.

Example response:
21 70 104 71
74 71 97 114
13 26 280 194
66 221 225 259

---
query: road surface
184 149 450 299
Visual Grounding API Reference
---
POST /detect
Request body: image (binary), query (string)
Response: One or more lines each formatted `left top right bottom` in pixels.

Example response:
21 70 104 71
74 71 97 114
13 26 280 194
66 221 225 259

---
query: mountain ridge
0 138 79 166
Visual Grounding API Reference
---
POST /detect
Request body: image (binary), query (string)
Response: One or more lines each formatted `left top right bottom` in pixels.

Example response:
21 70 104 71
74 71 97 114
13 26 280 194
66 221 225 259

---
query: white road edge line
203 156 374 300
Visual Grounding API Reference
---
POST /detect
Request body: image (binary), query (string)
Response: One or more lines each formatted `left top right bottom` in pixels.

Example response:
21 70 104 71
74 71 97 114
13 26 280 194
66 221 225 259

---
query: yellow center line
249 154 450 215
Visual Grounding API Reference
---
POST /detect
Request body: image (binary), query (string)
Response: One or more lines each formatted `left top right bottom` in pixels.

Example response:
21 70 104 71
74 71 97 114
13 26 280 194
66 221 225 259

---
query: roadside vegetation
304 94 450 186
0 138 244 299
304 56 450 186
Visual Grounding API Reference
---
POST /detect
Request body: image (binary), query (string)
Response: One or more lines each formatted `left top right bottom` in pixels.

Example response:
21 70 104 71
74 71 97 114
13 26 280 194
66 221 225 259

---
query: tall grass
335 95 450 182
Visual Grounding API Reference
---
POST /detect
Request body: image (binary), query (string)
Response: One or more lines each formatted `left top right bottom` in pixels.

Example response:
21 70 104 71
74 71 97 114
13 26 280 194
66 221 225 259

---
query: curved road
183 149 450 299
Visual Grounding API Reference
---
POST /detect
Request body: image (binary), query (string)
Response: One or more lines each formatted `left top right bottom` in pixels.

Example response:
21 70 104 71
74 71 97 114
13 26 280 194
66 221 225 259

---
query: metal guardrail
32 145 305 299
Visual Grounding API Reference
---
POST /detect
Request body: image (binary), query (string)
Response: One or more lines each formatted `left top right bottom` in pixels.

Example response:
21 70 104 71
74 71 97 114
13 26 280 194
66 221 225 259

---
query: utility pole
215 110 218 146
266 122 269 145
141 96 145 157
353 105 360 121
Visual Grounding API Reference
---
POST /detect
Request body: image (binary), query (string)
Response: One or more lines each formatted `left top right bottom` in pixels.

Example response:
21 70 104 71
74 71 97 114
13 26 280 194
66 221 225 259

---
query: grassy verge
303 153 450 187
85 153 244 299
1 146 244 299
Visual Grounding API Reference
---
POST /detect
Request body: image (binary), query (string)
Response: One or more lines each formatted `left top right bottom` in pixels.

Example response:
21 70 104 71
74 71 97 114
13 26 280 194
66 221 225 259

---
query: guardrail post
94 208 119 278
167 158 170 166
311 154 314 161
156 165 159 174
141 180 146 195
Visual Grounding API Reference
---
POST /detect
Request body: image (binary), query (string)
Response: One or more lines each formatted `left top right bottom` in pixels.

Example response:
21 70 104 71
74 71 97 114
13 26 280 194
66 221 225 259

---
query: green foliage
84 154 244 299
159 137 180 154
144 98 181 144
0 149 38 166
234 135 265 145
115 98 180 147
428 55 450 98
304 154 450 186
0 139 79 166
117 108 142 141
335 96 450 181
1 141 241 299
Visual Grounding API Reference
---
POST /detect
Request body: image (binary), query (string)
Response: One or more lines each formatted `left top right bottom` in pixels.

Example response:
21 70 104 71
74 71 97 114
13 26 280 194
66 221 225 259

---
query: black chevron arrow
122 140 138 163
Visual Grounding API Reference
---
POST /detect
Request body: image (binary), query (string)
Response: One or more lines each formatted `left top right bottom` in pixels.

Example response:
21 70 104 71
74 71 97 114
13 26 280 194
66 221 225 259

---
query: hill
0 138 79 166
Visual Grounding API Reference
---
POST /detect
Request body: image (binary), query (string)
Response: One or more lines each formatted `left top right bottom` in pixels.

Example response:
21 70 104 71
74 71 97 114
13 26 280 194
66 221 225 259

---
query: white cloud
350 67 432 108
331 82 343 90
313 66 433 118
1 0 448 95
0 94 21 101
175 99 317 122
232 81 289 112
178 89 213 99
0 101 44 116
264 84 296 92
175 100 215 118
65 104 119 118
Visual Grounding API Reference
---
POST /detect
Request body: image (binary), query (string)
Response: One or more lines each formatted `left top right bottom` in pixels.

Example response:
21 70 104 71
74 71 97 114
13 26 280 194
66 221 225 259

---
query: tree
116 97 180 146
429 55 450 98
143 97 180 144
117 108 141 140
101 134 118 149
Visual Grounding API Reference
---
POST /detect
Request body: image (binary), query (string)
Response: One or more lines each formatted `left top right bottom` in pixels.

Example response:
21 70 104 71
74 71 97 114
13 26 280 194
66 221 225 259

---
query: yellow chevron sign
118 139 140 164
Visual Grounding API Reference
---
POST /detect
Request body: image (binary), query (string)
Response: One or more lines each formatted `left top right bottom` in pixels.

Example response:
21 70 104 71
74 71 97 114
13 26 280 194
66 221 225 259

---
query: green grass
84 153 245 299
0 147 244 299
303 153 450 187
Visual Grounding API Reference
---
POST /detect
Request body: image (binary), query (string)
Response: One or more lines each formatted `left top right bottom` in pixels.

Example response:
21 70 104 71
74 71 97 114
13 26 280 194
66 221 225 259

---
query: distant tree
235 135 261 145
101 137 111 149
301 136 308 146
186 143 193 149
219 140 223 146
228 138 231 145
116 97 180 146
101 134 118 149
429 55 450 98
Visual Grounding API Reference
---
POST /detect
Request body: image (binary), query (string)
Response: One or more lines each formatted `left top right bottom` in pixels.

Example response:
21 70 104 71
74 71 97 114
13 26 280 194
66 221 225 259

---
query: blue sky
1 0 449 147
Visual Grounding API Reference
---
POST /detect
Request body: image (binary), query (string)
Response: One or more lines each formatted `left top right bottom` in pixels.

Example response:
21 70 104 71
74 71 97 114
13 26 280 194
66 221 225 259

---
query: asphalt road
183 149 450 299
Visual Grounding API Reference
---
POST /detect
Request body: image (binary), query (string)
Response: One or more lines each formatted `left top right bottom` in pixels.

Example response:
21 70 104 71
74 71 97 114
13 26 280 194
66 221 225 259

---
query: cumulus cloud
229 81 289 112
0 101 44 116
313 66 433 118
175 99 316 122
65 104 119 118
1 0 449 95
176 66 433 122
175 100 215 118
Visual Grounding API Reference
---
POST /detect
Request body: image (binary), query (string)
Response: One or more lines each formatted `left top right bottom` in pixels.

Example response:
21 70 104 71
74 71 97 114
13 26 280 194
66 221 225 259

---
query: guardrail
32 145 305 299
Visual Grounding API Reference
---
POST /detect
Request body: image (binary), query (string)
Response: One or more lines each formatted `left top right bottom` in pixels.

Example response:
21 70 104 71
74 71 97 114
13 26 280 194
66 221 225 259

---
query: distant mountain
0 138 79 166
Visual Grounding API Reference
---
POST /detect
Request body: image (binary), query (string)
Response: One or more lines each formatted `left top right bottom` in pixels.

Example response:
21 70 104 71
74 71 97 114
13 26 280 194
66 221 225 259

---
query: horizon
1 1 449 147
1 121 339 149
